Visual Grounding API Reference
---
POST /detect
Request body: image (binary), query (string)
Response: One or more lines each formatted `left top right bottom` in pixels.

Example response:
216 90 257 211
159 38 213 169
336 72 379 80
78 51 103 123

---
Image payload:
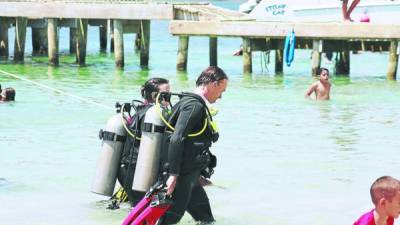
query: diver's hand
166 175 178 196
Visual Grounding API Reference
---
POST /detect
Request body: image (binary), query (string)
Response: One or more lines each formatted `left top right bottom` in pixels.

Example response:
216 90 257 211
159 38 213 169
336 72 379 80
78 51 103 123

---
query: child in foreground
354 176 400 225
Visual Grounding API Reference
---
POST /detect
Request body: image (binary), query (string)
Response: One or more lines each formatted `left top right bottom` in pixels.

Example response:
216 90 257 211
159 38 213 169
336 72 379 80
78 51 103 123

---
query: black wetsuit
160 95 215 225
117 104 151 206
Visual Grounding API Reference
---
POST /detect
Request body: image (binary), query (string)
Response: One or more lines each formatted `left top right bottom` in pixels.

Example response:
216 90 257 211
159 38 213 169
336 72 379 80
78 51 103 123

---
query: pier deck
170 20 400 79
170 21 400 39
0 1 173 20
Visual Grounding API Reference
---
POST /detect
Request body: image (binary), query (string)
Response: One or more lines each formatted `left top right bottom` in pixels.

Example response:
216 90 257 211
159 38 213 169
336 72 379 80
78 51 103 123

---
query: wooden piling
113 19 124 68
135 30 141 53
32 28 48 56
0 17 9 59
14 17 27 63
275 49 283 74
69 28 76 54
243 38 252 74
209 37 217 66
177 35 189 71
311 39 322 76
109 20 114 53
99 24 107 52
76 19 88 65
48 18 59 66
387 40 399 80
140 20 150 68
335 51 350 75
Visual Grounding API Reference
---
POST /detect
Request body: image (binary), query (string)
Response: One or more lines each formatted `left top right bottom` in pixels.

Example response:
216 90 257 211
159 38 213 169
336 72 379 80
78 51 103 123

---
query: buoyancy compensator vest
120 104 152 166
156 92 219 178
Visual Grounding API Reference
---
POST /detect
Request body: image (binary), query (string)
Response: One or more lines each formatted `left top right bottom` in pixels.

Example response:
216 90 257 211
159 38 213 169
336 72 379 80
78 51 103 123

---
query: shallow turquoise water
1 2 400 225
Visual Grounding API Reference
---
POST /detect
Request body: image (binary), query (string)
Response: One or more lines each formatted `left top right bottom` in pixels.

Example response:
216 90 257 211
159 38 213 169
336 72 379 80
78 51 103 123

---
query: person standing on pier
305 67 331 101
342 0 361 22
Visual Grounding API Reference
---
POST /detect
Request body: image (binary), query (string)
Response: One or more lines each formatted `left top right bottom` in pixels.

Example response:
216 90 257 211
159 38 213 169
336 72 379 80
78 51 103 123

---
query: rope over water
0 69 113 111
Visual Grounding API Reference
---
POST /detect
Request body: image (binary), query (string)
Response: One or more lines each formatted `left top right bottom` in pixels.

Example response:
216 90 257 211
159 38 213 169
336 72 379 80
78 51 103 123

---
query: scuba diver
157 66 228 225
117 78 170 206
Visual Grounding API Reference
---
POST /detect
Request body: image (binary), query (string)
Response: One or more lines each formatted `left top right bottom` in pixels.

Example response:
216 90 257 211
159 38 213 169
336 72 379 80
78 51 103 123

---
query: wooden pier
170 20 400 79
0 1 399 79
0 0 172 69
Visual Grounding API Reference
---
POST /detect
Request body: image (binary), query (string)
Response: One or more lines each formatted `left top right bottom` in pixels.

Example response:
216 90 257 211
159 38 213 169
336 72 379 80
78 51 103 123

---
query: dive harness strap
99 129 126 142
142 123 165 133
180 92 219 142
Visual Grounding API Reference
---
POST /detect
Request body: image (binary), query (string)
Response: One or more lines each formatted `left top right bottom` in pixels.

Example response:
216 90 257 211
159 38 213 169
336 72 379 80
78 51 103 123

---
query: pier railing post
177 35 189 71
243 37 252 74
311 39 322 76
76 18 88 66
140 20 150 68
209 37 217 67
14 17 27 63
113 19 124 68
48 18 59 66
275 49 283 74
0 17 9 60
387 40 399 80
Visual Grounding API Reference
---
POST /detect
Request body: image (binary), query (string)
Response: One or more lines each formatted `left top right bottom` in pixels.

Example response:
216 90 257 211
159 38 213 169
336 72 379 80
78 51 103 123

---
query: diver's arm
167 101 204 175
166 101 204 195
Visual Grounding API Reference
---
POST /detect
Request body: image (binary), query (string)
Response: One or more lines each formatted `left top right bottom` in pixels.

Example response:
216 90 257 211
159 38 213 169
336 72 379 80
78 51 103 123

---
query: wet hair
318 67 329 76
2 87 15 101
370 176 400 205
140 78 169 102
196 66 228 87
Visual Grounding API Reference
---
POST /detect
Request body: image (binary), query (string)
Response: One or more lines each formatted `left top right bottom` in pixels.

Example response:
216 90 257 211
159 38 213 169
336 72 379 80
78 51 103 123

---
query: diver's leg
187 181 215 223
130 190 145 206
159 172 197 224
117 164 144 206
